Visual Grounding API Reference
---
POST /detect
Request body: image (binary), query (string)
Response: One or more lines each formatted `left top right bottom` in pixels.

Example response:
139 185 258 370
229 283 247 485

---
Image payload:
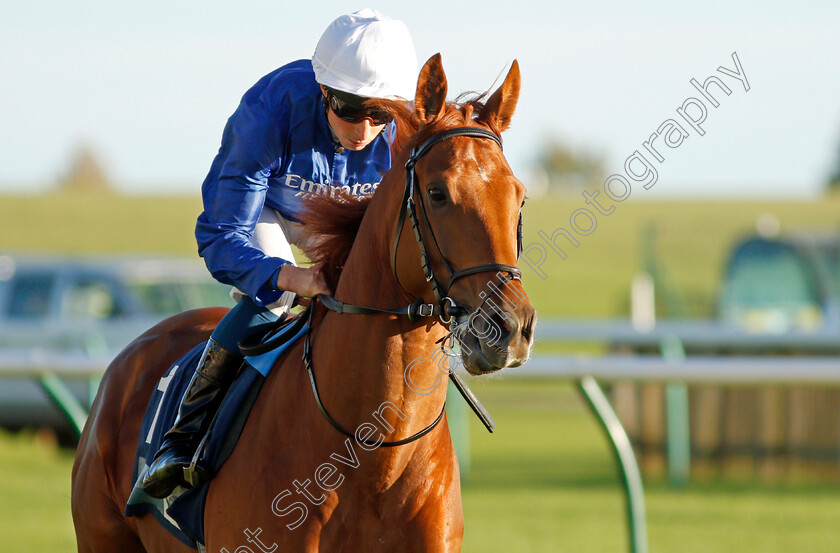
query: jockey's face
321 86 387 151
327 110 386 151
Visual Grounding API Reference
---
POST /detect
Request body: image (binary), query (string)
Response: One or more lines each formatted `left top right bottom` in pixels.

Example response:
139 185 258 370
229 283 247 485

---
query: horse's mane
300 93 497 291
298 192 372 291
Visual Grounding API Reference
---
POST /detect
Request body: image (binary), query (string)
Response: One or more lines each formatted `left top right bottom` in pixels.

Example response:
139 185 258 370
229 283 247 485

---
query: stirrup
182 417 216 487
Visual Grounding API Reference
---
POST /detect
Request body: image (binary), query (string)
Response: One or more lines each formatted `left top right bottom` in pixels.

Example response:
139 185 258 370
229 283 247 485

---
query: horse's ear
480 60 521 132
414 54 448 125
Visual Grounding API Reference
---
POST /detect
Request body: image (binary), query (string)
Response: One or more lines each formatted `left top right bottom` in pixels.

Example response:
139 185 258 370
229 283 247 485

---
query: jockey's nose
357 119 379 141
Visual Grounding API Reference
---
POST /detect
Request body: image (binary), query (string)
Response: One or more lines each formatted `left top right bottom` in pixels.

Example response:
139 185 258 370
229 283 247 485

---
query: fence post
661 336 690 486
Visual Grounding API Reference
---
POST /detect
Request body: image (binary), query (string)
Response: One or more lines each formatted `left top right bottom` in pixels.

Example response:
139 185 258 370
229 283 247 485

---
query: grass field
463 380 840 553
2 379 839 552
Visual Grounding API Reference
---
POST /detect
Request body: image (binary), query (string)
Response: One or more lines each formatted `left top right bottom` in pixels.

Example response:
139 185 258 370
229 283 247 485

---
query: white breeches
230 208 310 316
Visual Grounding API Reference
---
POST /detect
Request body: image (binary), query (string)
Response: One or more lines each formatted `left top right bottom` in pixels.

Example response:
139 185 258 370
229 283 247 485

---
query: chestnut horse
72 54 535 553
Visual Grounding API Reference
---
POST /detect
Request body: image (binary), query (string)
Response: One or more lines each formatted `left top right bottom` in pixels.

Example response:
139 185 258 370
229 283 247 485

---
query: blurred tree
828 140 840 193
534 136 606 195
59 144 112 193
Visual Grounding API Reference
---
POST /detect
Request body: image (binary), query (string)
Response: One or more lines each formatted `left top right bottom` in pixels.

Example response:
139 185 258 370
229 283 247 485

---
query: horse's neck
310 202 449 444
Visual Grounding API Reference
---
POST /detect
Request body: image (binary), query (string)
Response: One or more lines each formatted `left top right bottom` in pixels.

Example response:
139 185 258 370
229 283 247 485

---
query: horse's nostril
520 311 535 342
491 312 512 336
521 322 532 341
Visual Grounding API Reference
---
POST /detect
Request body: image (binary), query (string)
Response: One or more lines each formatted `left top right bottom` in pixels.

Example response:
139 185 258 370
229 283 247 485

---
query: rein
261 127 525 447
302 303 445 447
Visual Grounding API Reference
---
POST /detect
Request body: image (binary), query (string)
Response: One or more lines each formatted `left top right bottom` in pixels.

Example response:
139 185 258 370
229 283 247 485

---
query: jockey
141 9 418 499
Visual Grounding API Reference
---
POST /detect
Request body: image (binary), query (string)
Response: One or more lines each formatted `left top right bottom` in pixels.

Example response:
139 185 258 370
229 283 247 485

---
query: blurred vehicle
0 255 233 436
0 255 232 353
717 233 840 332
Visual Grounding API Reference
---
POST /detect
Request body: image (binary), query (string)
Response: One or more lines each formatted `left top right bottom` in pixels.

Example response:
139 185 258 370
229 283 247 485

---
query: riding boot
140 339 243 499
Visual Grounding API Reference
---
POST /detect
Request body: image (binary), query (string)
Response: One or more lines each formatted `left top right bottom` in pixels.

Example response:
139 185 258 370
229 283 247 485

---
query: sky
1 1 839 198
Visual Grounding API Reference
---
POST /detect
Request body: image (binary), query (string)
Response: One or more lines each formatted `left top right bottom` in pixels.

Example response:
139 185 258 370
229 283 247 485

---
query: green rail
578 376 649 553
36 372 91 437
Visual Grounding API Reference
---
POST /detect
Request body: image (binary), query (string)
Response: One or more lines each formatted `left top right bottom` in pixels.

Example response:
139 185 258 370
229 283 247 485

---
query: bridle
391 126 524 322
250 126 525 447
320 126 524 323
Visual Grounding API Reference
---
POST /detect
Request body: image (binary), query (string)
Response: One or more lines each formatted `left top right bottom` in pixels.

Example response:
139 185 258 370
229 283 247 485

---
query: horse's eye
428 187 447 206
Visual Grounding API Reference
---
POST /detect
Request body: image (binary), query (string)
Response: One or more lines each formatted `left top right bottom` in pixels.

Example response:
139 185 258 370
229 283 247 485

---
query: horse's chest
291 468 452 550
317 494 454 553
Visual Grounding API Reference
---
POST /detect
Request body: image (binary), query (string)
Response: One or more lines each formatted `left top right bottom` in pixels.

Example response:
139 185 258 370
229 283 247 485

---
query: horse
71 53 536 553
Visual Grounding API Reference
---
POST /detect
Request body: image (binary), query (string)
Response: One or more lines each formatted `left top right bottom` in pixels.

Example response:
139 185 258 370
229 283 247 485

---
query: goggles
323 87 394 126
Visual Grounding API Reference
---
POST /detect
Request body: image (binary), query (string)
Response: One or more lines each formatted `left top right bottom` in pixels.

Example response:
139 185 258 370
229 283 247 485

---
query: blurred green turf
462 378 840 553
2 379 839 552
518 195 840 317
2 192 839 318
0 430 76 552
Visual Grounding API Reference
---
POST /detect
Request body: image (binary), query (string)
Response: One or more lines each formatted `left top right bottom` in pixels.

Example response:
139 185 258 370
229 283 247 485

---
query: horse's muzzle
454 303 536 375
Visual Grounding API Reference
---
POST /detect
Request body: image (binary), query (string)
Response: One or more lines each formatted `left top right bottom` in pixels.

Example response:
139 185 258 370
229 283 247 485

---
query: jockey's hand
276 264 331 298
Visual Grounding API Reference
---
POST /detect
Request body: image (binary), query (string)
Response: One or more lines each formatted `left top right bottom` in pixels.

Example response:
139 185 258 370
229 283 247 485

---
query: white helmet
312 9 418 100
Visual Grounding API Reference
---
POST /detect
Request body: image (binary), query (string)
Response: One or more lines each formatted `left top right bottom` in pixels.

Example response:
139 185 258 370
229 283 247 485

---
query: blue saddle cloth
124 321 308 550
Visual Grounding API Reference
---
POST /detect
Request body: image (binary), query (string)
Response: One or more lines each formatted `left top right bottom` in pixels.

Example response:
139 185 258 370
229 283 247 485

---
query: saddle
125 306 311 550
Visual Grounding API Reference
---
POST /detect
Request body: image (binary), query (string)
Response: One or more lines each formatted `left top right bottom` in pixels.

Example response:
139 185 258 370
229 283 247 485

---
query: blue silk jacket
195 59 395 306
